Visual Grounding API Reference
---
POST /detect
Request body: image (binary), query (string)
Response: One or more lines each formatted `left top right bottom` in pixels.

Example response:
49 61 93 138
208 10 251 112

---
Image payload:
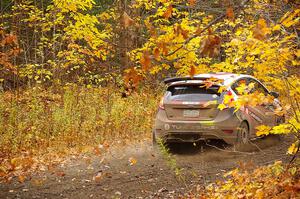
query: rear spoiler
163 77 209 84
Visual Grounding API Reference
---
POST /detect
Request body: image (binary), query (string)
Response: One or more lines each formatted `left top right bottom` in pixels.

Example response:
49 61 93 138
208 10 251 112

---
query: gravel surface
0 135 292 199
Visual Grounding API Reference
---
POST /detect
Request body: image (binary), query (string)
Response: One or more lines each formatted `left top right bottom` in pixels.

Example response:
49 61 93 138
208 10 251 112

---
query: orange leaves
153 47 160 61
188 0 197 6
174 25 189 39
189 66 196 78
93 172 103 182
55 171 66 177
140 50 151 71
199 30 221 57
124 68 143 87
253 18 270 40
158 42 169 56
18 175 26 183
122 12 134 28
188 0 197 7
226 7 235 21
1 34 18 46
194 27 202 36
0 31 20 74
163 5 173 19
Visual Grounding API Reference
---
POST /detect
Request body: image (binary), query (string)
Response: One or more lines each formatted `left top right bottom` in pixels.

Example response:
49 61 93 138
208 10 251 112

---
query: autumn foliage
0 0 299 196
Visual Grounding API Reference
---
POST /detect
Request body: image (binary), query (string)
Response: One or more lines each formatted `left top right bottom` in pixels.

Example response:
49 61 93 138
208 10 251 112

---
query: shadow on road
166 140 228 155
165 135 282 155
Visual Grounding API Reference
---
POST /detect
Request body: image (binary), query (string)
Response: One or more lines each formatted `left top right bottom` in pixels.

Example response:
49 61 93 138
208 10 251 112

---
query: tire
152 130 158 149
236 121 250 145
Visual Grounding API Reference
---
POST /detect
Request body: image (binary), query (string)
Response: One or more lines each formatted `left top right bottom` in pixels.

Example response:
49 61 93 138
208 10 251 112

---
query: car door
246 78 276 127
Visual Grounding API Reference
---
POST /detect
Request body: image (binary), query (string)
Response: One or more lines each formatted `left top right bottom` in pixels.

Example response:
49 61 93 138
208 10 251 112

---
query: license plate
183 110 199 117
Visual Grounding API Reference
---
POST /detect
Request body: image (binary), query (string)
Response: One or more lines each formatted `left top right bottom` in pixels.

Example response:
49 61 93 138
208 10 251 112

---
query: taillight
219 90 235 110
226 90 235 102
222 129 234 134
159 97 165 110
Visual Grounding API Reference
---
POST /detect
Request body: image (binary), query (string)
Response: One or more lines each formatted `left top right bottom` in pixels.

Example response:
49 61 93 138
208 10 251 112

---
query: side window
231 78 269 96
231 78 247 95
247 78 269 95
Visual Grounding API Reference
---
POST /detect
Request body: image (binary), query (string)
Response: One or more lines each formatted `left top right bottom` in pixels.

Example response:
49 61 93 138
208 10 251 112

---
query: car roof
168 72 254 87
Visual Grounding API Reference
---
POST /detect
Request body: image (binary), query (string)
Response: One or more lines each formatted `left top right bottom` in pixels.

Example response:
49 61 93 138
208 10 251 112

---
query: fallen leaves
201 162 300 199
129 157 137 166
18 175 26 183
93 172 103 182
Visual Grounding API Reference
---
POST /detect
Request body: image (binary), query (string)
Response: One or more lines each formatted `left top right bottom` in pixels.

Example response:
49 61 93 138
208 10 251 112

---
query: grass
0 84 161 160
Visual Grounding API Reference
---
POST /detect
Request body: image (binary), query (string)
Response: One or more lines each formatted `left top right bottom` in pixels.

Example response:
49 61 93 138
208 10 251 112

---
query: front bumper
154 108 241 144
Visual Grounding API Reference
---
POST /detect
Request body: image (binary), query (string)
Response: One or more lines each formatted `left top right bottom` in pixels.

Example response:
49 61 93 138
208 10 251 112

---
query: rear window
167 85 220 96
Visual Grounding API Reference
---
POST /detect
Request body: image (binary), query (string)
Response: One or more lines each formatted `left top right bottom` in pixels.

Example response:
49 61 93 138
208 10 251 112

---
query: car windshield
167 85 220 96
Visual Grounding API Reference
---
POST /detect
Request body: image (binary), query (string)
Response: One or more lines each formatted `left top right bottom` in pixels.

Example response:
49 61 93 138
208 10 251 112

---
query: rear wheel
152 130 158 149
236 121 249 146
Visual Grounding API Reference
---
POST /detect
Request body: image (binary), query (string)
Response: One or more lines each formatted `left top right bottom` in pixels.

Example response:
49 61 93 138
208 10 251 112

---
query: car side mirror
270 91 279 98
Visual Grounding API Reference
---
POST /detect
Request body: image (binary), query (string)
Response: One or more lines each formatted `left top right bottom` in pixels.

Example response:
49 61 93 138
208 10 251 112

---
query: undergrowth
185 161 300 199
0 84 160 160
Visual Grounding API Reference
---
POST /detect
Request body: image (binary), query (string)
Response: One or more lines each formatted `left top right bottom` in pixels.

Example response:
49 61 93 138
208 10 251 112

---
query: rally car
153 72 284 146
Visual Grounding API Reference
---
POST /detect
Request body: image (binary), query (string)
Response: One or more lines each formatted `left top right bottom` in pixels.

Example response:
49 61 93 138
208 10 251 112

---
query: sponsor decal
243 107 262 123
249 111 263 123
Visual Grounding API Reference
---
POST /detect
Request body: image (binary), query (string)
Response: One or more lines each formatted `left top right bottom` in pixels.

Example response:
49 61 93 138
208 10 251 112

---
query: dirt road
0 136 292 199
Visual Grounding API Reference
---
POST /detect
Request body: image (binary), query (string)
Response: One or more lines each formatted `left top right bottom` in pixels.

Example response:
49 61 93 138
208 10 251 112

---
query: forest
0 0 299 198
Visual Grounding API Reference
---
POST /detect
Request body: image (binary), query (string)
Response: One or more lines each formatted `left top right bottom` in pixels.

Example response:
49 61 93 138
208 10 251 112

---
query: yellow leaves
174 24 189 39
217 86 226 94
288 141 299 155
253 18 270 40
255 189 264 199
272 24 281 31
217 103 227 110
295 49 300 58
270 124 291 134
256 125 271 136
280 9 300 28
163 5 173 19
53 0 95 13
122 12 134 28
223 94 234 105
205 160 299 198
256 123 292 137
128 157 137 166
235 83 247 95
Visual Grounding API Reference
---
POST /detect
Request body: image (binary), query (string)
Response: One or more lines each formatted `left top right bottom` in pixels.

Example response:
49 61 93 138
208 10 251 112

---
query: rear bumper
154 108 241 144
